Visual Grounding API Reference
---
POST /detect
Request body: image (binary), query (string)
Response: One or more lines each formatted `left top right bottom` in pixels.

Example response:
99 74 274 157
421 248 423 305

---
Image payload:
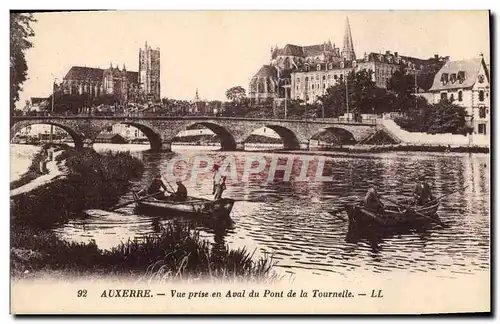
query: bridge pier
235 142 245 151
160 141 172 152
299 141 310 150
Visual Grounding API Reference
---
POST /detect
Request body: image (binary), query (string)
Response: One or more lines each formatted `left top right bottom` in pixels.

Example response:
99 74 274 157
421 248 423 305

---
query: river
10 143 490 280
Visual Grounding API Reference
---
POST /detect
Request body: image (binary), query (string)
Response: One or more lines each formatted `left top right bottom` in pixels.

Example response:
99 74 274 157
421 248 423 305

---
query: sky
17 10 490 109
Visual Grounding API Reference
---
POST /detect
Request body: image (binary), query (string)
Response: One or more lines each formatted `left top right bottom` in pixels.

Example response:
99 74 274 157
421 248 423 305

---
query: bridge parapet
11 115 380 152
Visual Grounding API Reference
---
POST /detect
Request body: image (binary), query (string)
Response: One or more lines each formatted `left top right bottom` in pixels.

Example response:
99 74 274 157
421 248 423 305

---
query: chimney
434 54 439 59
394 52 398 57
386 50 390 55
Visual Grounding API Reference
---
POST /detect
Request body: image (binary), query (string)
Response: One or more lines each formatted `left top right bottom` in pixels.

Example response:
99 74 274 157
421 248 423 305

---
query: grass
11 222 278 283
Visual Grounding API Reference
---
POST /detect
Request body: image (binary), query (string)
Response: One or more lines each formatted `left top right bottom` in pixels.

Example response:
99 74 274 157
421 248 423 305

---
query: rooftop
429 57 486 91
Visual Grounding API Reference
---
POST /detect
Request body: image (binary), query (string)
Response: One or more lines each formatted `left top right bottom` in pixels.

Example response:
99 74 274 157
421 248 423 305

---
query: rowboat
344 200 441 229
132 192 235 220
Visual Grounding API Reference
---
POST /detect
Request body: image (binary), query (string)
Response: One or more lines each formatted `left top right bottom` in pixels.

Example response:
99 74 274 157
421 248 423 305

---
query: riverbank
10 146 277 282
307 144 489 154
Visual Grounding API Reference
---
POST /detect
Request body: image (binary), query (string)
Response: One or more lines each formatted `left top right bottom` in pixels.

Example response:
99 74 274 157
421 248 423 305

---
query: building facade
61 42 160 104
427 56 490 135
249 16 448 105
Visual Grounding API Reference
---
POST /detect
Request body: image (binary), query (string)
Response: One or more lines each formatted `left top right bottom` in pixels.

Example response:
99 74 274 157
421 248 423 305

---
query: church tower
341 17 356 61
139 41 161 101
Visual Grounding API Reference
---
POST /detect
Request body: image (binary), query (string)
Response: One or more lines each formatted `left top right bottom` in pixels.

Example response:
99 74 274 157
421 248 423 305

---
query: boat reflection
345 220 437 254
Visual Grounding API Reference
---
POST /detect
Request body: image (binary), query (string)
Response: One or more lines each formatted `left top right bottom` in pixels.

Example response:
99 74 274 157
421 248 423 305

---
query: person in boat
364 187 385 213
212 164 220 195
145 174 169 199
213 175 227 200
413 175 434 206
170 180 188 202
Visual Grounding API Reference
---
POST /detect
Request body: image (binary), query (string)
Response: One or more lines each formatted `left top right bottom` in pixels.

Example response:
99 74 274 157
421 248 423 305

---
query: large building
61 42 160 103
139 42 161 101
249 17 448 105
427 55 490 135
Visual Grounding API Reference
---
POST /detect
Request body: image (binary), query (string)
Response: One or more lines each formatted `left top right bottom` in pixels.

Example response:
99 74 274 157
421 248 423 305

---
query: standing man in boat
364 187 384 213
213 176 227 200
413 175 434 206
212 164 220 195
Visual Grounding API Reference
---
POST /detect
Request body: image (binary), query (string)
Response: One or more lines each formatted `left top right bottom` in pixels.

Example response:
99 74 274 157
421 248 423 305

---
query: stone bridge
10 116 382 151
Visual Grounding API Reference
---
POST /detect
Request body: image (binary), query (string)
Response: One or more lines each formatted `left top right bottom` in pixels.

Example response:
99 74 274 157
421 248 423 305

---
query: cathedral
61 42 161 104
249 17 448 105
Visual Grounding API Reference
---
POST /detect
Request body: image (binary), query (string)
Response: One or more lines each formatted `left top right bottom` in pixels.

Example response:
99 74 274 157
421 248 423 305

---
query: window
479 107 486 118
340 62 344 69
441 73 449 84
305 64 310 71
458 91 463 102
297 78 300 83
328 63 333 69
322 75 326 80
317 64 321 71
450 94 454 102
479 90 485 101
334 75 338 80
323 84 326 88
450 73 457 83
458 71 466 83
478 123 487 134
440 92 447 101
478 75 485 83
305 77 309 82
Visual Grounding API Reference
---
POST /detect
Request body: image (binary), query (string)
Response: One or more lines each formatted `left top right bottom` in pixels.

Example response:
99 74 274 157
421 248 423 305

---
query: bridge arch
10 121 84 148
95 122 163 151
240 124 302 150
311 127 357 146
180 122 237 151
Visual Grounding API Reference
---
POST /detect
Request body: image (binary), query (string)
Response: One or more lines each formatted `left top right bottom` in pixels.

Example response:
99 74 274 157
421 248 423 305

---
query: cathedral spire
341 16 356 61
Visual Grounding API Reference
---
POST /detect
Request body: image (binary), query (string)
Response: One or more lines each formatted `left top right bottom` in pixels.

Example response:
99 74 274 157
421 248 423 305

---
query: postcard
10 10 490 314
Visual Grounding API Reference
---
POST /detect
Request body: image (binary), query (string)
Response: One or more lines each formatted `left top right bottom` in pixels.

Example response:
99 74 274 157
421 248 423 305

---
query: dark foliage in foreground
11 222 277 282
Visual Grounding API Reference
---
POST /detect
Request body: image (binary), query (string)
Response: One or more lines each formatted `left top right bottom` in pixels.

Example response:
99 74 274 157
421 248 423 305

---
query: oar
423 185 470 207
109 191 163 211
380 196 446 227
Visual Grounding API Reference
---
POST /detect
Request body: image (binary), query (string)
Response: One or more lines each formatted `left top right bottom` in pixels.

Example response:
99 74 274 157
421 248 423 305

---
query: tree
225 86 246 103
427 99 472 135
318 70 388 118
394 98 472 135
387 70 415 99
10 13 36 114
